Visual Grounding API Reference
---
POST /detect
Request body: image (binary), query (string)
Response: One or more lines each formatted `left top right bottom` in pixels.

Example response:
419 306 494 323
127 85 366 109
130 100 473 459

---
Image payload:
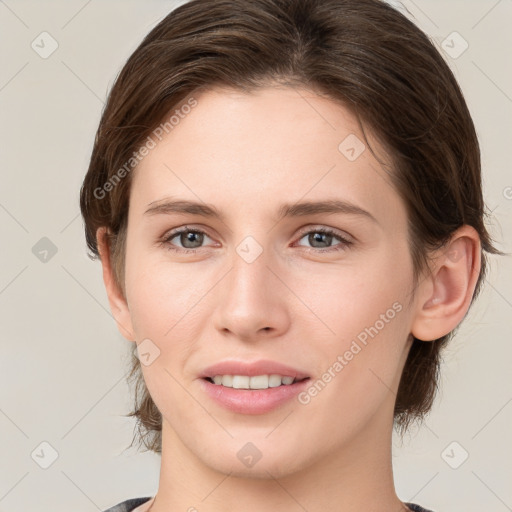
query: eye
160 225 353 254
294 227 353 252
162 226 214 253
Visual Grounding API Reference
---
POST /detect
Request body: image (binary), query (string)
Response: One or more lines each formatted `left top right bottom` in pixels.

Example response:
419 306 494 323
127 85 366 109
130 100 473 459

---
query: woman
80 0 499 510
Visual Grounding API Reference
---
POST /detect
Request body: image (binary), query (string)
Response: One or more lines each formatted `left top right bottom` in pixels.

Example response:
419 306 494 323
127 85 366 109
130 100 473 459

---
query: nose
211 240 291 342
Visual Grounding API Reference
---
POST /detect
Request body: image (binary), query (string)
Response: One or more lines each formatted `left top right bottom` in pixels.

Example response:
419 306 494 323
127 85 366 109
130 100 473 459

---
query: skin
97 85 481 512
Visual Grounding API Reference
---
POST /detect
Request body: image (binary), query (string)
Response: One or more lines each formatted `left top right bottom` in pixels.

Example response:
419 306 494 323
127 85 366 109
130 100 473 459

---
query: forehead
130 85 405 225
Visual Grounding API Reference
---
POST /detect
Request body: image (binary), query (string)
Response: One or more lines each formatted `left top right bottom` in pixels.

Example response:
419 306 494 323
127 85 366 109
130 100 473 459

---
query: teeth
209 374 298 389
247 375 267 389
268 374 282 387
221 375 233 387
232 375 250 389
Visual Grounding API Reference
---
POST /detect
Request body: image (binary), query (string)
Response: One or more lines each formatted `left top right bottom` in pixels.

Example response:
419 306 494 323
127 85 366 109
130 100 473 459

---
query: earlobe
96 226 136 342
411 225 481 342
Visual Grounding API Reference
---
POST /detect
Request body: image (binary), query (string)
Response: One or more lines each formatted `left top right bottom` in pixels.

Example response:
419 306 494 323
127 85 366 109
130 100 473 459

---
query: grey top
103 497 152 512
102 497 435 511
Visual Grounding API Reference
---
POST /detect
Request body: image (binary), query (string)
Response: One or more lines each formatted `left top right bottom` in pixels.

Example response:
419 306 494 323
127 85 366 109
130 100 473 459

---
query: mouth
200 375 311 414
203 374 310 389
198 360 311 413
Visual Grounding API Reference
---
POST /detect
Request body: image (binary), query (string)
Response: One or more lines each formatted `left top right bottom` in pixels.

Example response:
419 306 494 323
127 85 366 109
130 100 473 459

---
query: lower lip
199 378 311 414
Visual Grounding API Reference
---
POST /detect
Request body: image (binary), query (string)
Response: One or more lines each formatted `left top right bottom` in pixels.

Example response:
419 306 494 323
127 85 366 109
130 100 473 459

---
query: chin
195 438 312 480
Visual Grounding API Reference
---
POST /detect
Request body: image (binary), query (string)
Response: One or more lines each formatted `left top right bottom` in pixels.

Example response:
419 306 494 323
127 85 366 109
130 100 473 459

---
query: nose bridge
228 233 274 305
213 230 289 338
225 213 275 286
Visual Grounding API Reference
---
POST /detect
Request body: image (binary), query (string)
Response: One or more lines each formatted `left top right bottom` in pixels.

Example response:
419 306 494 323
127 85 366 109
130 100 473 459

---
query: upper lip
199 359 310 380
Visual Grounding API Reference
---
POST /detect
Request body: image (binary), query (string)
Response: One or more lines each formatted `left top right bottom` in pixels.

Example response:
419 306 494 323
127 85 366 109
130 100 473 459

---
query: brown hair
80 0 500 453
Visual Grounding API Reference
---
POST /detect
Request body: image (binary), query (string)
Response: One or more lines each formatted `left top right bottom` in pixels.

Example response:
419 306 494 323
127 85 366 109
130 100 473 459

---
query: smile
205 374 307 389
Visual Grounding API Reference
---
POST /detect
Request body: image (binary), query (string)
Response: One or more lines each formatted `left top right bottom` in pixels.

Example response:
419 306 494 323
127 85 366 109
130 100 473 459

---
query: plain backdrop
0 1 511 511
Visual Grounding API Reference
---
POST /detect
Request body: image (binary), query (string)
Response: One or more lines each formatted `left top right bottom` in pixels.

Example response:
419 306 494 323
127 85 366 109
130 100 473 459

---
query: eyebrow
144 198 378 224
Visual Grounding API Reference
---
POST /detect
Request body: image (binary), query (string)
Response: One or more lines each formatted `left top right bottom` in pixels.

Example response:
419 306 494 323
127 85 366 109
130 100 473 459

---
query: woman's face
119 85 419 476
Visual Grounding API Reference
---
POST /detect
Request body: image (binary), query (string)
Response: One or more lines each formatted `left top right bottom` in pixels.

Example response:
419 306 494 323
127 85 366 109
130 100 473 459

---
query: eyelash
160 225 353 254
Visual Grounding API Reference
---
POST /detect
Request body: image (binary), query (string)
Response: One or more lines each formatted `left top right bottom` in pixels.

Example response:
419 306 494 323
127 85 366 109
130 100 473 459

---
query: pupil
183 231 203 248
311 232 332 248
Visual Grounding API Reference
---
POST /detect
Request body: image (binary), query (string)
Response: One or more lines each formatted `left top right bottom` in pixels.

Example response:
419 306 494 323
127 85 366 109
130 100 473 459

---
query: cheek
293 248 413 411
126 261 209 420
295 245 412 344
125 253 209 339
294 296 411 448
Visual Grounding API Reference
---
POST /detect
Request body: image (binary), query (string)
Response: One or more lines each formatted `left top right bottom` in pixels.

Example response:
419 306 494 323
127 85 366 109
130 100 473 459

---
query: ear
96 226 135 342
411 225 482 342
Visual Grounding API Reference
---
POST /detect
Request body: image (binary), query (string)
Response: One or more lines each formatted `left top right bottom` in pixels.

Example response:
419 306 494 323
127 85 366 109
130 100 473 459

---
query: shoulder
103 498 434 512
102 497 153 512
406 503 436 512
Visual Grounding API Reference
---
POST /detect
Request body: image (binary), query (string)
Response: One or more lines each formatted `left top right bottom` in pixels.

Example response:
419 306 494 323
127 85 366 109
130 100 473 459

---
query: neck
148 404 408 512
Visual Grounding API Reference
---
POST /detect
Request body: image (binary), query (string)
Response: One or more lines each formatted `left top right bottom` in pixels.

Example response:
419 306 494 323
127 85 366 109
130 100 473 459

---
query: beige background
0 1 511 511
